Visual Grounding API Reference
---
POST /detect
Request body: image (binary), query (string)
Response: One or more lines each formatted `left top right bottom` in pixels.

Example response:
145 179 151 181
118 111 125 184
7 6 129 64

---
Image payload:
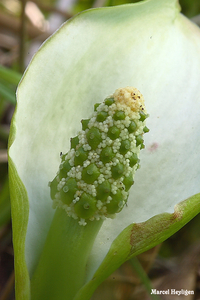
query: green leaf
74 193 200 300
0 81 16 105
0 65 22 86
0 178 11 227
8 157 30 300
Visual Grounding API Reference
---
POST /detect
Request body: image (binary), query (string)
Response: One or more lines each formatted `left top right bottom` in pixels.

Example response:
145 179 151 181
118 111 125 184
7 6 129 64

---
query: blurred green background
0 0 200 299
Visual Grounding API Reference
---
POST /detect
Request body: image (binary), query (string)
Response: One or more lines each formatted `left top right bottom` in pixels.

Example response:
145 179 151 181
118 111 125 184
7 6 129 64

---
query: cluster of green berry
49 87 149 226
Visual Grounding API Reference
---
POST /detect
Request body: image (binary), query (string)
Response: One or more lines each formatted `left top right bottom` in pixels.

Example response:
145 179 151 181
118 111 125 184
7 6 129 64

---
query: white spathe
9 0 200 281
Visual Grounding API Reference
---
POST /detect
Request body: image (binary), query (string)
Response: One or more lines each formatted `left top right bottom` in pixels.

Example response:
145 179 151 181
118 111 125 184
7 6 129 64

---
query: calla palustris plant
8 0 200 299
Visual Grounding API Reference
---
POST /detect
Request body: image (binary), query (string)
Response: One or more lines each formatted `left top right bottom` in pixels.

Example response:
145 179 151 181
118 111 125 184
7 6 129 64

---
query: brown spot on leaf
148 142 158 152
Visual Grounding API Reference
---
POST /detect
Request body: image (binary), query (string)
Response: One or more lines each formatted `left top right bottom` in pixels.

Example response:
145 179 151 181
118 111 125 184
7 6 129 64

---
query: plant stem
130 256 161 300
31 208 103 300
19 0 27 73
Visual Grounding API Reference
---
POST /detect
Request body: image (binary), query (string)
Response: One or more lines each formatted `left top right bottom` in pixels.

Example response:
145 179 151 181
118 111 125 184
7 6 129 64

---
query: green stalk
31 207 103 300
130 257 161 300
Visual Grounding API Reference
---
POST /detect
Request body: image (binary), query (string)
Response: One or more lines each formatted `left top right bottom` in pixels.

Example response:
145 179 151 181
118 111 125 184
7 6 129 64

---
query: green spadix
49 87 149 225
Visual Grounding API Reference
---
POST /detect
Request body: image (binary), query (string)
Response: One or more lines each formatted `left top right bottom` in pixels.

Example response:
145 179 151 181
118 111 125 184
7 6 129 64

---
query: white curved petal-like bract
9 0 200 283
